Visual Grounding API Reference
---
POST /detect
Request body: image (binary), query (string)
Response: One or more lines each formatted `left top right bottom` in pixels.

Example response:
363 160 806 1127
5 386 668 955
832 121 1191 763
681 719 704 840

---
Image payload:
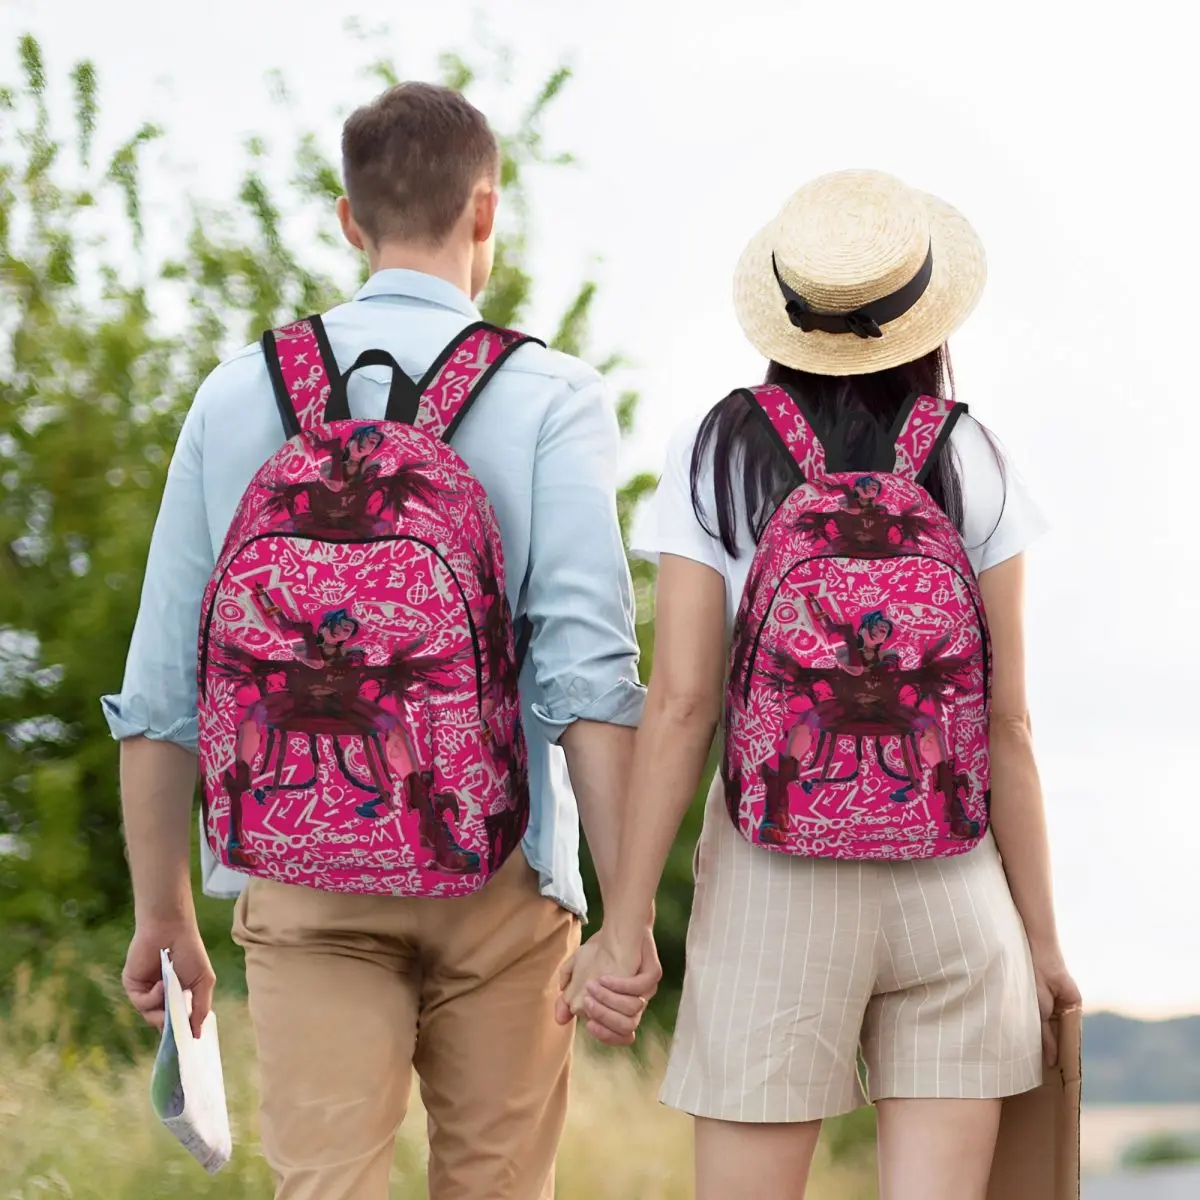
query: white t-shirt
632 409 1048 632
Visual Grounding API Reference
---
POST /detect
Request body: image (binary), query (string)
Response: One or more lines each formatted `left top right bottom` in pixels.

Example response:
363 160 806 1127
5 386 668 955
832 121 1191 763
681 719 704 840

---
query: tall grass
1 965 878 1198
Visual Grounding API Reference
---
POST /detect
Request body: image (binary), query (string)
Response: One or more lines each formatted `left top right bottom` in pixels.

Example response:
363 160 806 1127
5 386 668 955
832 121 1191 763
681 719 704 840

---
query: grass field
1 965 878 1199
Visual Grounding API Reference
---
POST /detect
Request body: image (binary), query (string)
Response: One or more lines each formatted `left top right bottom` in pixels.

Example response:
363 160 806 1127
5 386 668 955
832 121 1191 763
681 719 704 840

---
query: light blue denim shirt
101 269 645 918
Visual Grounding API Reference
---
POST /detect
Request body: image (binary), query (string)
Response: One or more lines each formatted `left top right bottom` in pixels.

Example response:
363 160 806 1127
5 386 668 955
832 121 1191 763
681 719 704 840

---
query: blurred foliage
0 983 879 1197
0 31 721 1048
822 1103 878 1166
1121 1131 1200 1169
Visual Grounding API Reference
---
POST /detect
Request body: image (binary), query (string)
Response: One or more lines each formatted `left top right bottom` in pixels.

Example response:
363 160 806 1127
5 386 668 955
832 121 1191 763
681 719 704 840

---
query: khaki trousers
232 851 580 1199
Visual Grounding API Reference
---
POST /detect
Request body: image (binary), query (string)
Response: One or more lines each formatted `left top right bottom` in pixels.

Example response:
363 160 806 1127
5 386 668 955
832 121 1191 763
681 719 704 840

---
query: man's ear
337 196 366 251
473 181 498 245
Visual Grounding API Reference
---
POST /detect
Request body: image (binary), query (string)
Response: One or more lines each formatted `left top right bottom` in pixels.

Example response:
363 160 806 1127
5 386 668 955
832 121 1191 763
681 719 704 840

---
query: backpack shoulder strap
889 394 967 483
413 322 543 442
738 384 827 482
261 315 350 438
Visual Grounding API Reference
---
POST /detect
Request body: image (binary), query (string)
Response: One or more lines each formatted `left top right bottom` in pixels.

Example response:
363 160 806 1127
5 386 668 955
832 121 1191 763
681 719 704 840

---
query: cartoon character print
789 475 938 557
753 595 980 846
462 534 531 871
482 732 530 873
467 535 522 716
722 389 987 862
210 583 483 873
728 554 770 704
198 316 539 896
261 425 458 540
722 763 744 825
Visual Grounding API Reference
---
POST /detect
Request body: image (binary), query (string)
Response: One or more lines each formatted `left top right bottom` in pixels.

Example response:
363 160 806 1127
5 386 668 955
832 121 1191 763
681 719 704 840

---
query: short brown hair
341 82 499 246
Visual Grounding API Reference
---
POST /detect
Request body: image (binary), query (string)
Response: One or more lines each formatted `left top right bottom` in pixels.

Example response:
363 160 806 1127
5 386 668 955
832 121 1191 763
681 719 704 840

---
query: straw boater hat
732 169 986 377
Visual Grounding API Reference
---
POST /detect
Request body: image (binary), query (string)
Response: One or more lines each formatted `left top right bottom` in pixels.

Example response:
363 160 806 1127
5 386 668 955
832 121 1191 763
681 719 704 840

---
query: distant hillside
1085 1013 1200 1104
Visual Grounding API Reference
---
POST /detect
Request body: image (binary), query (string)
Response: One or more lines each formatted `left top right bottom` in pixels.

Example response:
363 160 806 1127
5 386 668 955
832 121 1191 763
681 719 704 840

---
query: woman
562 170 1080 1199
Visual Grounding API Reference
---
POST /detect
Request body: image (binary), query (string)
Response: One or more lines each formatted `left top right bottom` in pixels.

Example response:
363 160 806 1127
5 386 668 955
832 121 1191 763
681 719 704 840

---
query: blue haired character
756 599 979 844
841 609 899 672
315 424 457 521
799 474 883 519
790 474 936 556
244 589 363 670
848 475 883 512
214 586 471 871
315 608 360 654
341 425 385 480
302 425 385 493
800 596 898 675
264 424 454 538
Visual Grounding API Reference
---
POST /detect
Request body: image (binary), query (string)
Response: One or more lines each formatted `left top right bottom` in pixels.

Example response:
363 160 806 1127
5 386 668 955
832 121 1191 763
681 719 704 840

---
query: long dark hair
690 345 1002 556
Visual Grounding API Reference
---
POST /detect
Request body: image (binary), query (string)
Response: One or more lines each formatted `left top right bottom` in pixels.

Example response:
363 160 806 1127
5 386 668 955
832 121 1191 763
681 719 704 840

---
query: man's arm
559 553 725 1024
557 721 633 904
522 371 658 1045
523 372 646 909
119 739 214 1039
104 395 218 1038
122 740 198 927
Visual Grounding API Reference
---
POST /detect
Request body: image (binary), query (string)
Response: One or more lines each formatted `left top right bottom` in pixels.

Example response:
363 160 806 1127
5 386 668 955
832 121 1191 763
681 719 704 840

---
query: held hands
122 919 215 1040
555 926 662 1047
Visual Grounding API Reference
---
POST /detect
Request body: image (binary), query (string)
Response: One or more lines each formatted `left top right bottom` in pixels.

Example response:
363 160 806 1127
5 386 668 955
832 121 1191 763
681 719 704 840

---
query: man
105 82 659 1199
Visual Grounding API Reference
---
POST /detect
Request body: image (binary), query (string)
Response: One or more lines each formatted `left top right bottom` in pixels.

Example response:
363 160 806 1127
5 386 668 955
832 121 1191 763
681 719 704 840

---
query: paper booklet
149 948 232 1174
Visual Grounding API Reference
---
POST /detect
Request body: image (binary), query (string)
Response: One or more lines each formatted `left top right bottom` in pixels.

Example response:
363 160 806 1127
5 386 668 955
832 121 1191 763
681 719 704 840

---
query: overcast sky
2 0 1196 1018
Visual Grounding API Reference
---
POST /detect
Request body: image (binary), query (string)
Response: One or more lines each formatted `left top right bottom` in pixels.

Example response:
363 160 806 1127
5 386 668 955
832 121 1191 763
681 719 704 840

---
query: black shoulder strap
340 349 422 426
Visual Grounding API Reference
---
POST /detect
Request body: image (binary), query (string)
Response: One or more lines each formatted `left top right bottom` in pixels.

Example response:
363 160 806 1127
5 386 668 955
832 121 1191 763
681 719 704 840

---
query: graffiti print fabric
197 317 534 896
724 386 991 861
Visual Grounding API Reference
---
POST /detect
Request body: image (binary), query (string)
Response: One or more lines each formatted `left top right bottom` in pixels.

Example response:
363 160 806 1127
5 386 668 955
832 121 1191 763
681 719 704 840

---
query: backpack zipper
740 552 989 709
199 531 485 712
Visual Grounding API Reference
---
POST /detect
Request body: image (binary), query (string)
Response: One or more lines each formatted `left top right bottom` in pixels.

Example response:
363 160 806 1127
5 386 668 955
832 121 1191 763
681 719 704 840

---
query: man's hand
555 927 661 1047
118 737 207 1035
123 920 215 1040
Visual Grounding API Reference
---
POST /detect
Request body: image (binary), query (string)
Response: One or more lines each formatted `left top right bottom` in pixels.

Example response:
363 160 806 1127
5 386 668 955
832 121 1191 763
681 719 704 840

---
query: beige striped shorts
661 778 1043 1123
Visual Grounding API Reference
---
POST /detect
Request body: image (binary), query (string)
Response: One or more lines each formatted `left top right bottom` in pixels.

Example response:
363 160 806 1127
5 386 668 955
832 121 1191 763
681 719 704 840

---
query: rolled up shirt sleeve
100 388 215 751
524 374 646 741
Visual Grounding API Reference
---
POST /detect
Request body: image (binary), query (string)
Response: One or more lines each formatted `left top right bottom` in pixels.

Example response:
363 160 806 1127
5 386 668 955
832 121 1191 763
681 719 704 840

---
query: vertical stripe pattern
660 777 1043 1122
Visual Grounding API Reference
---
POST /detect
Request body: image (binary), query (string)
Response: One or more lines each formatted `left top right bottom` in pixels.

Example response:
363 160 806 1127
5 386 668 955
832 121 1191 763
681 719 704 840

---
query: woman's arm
979 555 1055 942
561 552 727 1008
979 553 1081 1061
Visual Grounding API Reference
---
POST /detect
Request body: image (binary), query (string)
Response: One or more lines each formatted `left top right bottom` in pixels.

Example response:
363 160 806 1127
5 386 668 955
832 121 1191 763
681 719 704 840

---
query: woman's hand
555 927 660 1047
1030 942 1082 1066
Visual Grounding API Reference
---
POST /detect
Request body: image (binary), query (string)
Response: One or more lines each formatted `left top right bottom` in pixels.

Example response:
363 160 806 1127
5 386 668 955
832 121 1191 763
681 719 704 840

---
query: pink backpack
197 316 538 895
723 385 991 861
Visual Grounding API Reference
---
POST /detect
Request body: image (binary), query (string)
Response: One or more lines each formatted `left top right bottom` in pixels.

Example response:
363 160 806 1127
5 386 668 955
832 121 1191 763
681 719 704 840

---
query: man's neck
367 241 473 299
